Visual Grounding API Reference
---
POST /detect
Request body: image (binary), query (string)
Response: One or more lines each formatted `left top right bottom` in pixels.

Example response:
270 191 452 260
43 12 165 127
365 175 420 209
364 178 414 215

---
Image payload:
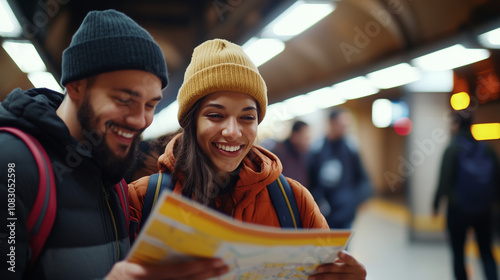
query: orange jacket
128 134 329 229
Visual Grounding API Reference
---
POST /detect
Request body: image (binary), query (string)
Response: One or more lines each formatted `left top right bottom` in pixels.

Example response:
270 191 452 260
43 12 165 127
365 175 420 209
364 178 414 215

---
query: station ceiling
1 0 499 112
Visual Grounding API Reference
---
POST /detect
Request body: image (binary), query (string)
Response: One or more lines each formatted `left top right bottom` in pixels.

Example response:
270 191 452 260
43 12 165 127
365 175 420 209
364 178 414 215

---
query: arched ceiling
1 0 499 111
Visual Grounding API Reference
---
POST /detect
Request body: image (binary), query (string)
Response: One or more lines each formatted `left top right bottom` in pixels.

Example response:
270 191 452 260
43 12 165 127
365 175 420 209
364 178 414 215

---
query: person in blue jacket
308 108 373 229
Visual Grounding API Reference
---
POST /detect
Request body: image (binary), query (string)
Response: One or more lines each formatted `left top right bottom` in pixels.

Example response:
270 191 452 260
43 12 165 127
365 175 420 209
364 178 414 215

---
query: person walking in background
128 38 367 279
308 108 373 229
272 120 311 187
433 111 499 280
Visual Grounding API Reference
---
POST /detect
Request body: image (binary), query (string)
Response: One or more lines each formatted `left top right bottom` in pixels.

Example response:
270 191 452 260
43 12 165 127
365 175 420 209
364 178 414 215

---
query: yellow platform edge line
363 198 500 263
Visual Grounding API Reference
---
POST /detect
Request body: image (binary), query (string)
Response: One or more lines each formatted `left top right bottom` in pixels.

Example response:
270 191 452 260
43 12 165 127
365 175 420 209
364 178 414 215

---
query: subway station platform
348 198 500 280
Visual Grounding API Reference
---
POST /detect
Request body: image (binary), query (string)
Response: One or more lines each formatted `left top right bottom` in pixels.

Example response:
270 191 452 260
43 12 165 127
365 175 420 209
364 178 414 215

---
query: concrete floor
347 199 499 280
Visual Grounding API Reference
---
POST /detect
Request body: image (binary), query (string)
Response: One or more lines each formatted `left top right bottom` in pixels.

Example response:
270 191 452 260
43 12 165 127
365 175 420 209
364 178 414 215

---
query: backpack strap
142 172 172 226
267 174 302 229
0 127 57 267
138 172 302 230
114 179 130 233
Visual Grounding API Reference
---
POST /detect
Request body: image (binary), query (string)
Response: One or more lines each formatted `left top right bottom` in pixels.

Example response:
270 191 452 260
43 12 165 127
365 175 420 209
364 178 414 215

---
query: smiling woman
128 38 367 279
196 91 258 173
158 38 268 207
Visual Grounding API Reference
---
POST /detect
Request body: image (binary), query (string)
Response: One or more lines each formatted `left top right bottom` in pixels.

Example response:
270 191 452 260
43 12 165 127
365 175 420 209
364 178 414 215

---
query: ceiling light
2 41 47 72
263 102 295 122
258 102 293 139
471 123 500 141
405 69 453 92
262 1 335 40
306 87 345 109
366 63 421 89
0 0 22 37
478 27 500 49
242 37 285 67
283 94 317 117
332 76 379 100
27 72 63 93
411 44 490 71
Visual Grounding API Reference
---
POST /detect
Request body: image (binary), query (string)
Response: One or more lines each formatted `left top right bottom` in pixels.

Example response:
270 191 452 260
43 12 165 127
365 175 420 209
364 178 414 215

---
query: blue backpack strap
142 172 172 227
139 172 301 231
267 174 302 228
0 127 57 268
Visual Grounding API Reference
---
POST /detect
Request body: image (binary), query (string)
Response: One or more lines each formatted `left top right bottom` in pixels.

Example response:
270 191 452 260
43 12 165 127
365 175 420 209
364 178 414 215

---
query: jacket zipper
103 187 120 260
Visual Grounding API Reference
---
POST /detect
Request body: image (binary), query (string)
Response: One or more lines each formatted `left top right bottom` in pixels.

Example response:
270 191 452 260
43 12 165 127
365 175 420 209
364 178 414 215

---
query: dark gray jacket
308 137 372 228
0 88 129 280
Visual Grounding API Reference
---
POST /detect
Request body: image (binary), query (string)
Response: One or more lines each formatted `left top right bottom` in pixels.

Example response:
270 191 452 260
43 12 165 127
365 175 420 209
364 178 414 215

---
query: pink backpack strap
0 127 57 268
114 178 130 234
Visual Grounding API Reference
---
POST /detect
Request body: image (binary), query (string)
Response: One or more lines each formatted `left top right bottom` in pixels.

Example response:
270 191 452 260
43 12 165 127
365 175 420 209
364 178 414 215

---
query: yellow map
127 190 352 279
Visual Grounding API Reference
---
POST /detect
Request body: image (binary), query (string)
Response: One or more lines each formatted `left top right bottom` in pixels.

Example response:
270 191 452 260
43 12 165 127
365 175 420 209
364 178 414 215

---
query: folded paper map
127 190 352 279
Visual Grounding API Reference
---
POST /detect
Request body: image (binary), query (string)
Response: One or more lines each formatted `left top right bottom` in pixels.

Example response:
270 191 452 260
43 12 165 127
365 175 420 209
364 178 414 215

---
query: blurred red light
394 117 412 136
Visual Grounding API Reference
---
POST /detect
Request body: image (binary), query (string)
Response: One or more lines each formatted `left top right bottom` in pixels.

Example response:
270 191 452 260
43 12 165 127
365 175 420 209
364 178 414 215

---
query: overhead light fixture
263 102 295 123
411 44 490 71
283 94 317 117
0 0 22 37
242 37 285 67
2 40 47 73
405 69 453 92
306 87 345 109
27 72 63 93
262 0 335 40
372 99 392 128
478 27 500 49
257 102 293 139
332 76 379 100
366 63 421 89
242 1 335 66
471 123 500 141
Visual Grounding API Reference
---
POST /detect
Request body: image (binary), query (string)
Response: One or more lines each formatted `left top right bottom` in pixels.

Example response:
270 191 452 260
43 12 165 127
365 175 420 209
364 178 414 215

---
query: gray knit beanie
61 9 168 88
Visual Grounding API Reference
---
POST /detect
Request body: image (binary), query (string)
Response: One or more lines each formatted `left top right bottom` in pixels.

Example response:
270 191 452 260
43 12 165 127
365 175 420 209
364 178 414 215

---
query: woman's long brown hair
172 98 220 206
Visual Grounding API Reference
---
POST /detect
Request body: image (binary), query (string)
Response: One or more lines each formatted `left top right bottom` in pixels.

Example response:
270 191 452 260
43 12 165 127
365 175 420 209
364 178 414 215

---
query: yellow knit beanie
177 38 267 126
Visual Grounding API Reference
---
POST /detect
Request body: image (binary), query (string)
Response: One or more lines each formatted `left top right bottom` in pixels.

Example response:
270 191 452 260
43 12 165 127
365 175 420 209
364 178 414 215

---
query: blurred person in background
308 108 373 229
271 120 311 187
433 111 499 280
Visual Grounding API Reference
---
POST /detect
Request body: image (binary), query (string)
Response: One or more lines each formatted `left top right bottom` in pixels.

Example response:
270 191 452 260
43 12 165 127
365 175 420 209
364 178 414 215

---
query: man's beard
77 97 142 185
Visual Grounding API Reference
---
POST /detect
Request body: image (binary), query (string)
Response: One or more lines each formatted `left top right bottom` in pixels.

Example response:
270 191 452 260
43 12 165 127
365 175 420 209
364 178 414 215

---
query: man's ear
65 79 87 103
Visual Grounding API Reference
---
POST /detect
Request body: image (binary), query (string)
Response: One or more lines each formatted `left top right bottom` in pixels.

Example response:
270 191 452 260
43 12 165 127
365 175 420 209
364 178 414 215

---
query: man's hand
106 258 229 280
